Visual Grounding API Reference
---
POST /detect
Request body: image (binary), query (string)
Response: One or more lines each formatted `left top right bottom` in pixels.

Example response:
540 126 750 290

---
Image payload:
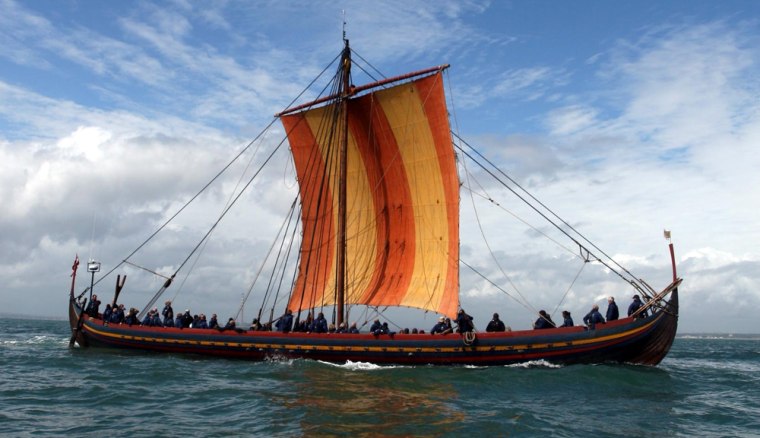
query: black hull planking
68 288 679 366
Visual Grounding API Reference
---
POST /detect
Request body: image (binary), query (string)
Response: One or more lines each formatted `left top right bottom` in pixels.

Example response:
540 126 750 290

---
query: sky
1 0 759 333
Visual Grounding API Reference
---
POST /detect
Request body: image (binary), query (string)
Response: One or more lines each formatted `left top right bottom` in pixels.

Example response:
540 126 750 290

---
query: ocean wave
1 335 66 346
318 361 494 371
667 357 760 374
319 360 397 371
463 364 488 369
506 359 563 369
263 354 295 365
678 334 760 341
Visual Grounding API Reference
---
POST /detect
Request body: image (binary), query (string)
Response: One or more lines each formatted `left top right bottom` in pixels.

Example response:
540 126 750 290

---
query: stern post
664 230 677 282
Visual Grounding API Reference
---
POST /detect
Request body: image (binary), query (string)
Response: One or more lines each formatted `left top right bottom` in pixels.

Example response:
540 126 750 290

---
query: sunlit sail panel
375 73 459 317
280 72 459 317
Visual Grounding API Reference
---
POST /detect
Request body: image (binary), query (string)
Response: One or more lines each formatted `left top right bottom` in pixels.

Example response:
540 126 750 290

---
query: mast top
342 10 347 43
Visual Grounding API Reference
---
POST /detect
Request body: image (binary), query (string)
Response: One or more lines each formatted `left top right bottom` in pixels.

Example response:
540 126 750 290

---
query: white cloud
546 105 599 135
57 126 112 161
0 0 55 68
682 247 758 271
493 67 554 97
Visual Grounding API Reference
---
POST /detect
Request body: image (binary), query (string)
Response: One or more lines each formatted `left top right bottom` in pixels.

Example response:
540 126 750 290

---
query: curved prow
68 295 88 347
68 254 88 347
624 238 681 365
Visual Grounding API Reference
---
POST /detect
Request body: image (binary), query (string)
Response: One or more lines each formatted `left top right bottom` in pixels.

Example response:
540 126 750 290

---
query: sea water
1 318 758 437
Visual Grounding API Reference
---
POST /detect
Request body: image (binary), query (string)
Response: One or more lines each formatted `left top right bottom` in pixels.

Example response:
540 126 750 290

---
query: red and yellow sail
280 72 459 318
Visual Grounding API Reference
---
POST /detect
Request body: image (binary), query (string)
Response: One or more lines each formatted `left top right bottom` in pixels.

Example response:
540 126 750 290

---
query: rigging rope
453 133 649 297
460 183 579 257
138 134 290 320
92 119 278 296
172 129 272 305
460 139 539 317
234 197 299 322
460 259 540 315
82 51 343 307
350 49 387 82
551 260 587 318
121 260 170 280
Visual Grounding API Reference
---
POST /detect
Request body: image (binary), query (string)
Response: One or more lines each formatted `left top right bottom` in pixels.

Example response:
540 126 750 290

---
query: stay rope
453 133 649 297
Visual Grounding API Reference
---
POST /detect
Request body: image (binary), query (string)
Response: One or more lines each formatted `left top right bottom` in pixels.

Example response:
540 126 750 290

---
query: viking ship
68 39 681 366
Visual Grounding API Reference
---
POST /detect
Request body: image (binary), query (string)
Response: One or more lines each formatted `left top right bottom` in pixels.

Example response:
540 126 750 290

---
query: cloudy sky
1 0 758 333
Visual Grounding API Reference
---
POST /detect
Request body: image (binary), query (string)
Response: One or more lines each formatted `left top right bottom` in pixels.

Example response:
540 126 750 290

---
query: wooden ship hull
69 280 679 366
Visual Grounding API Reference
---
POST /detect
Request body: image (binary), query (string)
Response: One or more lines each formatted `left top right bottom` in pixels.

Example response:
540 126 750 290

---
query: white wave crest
319 360 398 371
1 335 62 346
264 354 295 365
506 359 563 369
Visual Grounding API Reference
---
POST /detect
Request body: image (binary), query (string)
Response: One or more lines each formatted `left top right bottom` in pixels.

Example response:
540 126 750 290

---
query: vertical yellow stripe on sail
377 84 451 311
344 125 379 304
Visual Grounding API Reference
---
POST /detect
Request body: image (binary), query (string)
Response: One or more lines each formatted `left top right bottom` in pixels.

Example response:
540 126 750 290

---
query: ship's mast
336 37 351 326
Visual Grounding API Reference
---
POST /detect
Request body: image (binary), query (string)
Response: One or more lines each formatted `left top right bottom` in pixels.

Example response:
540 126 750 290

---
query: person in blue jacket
628 295 647 318
606 297 619 321
431 316 448 334
161 301 174 326
208 314 219 329
559 310 574 327
111 304 125 323
369 319 382 334
335 322 348 333
583 304 605 329
124 308 139 326
348 322 360 334
85 294 101 317
221 318 236 331
102 304 113 323
249 318 262 331
149 309 163 327
372 321 394 335
486 313 506 332
141 311 152 326
533 310 555 329
180 310 193 328
276 309 294 333
174 313 184 329
455 309 474 333
311 312 328 333
195 314 208 329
